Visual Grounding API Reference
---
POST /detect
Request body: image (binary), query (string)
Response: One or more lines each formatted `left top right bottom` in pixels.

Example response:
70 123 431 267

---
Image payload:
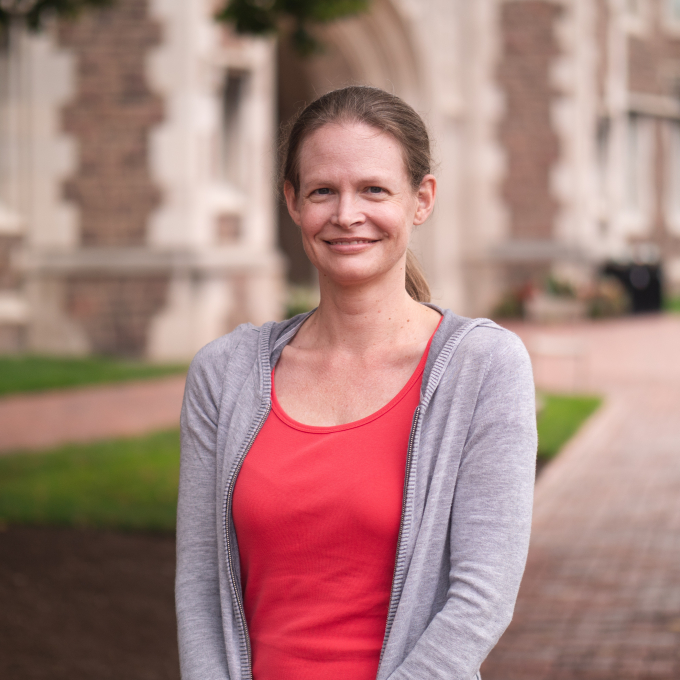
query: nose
332 192 365 229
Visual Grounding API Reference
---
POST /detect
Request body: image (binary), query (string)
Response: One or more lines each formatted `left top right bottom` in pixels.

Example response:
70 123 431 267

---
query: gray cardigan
176 307 537 680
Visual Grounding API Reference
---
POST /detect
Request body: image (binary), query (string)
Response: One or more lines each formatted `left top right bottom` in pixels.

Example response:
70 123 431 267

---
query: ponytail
405 249 431 303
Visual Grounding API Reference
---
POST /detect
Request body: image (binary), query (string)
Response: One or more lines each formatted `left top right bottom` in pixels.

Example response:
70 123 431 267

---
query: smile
324 239 379 245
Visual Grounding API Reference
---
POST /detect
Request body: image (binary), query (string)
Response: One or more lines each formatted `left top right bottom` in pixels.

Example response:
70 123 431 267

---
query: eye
367 186 385 194
312 187 331 196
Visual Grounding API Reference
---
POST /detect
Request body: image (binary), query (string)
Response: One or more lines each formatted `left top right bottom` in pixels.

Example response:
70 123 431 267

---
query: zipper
378 405 421 671
223 402 272 680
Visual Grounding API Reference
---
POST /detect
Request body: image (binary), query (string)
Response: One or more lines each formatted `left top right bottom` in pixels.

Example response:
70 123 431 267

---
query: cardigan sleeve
388 330 537 679
175 330 248 680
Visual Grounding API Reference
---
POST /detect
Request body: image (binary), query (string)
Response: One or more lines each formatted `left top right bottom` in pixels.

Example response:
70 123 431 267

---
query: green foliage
0 354 186 396
536 393 602 460
664 295 680 314
215 0 369 56
545 275 575 299
0 430 180 532
587 276 631 318
492 290 525 320
0 0 113 32
285 285 318 319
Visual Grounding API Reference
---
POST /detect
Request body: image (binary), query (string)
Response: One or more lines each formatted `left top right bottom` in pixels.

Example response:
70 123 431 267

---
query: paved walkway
482 314 680 679
0 375 186 453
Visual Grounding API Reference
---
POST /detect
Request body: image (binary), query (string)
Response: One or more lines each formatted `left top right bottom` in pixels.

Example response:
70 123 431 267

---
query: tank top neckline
270 321 440 434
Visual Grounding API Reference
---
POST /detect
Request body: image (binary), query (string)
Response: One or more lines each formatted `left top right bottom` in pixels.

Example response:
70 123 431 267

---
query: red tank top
232 332 436 680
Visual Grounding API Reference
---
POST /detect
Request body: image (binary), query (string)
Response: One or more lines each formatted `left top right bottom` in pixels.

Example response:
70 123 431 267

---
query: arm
175 332 245 679
390 331 537 679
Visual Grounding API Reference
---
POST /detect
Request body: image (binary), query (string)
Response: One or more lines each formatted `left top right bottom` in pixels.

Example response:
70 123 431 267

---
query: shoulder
459 321 533 396
432 307 529 365
429 315 535 428
184 323 262 408
189 323 260 378
463 320 530 366
431 309 531 387
184 313 310 399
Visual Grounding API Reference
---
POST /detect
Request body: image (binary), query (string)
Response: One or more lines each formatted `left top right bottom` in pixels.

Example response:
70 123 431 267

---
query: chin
308 248 406 288
317 263 395 289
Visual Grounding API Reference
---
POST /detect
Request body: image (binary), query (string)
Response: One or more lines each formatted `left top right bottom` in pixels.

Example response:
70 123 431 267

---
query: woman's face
284 121 436 290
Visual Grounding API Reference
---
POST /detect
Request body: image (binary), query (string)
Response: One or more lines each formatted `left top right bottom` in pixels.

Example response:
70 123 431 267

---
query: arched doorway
276 0 424 286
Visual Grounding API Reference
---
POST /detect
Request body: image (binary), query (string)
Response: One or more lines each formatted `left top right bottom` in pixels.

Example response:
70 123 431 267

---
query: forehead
297 121 408 182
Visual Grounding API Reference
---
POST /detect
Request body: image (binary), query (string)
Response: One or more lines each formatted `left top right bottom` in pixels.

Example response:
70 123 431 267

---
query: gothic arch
277 0 425 284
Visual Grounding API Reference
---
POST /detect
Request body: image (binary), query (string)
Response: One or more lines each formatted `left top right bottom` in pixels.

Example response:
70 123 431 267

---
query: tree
0 0 113 32
215 0 369 56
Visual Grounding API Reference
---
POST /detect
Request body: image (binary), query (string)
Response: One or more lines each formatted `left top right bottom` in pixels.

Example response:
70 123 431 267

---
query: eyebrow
301 174 393 188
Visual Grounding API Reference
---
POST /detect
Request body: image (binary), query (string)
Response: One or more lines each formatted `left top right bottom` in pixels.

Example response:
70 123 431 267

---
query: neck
302 269 428 354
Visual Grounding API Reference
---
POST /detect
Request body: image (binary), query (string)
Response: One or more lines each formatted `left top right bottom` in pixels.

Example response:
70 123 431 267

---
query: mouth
324 238 379 245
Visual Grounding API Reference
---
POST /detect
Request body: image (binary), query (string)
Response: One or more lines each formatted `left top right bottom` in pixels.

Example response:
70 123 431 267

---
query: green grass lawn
0 430 180 532
664 295 680 314
536 393 602 461
0 393 602 532
0 355 187 397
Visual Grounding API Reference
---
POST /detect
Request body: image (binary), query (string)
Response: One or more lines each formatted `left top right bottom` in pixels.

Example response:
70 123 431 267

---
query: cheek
298 203 328 235
375 206 413 239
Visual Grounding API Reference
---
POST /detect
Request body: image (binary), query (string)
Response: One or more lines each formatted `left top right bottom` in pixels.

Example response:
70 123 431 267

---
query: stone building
1 0 679 359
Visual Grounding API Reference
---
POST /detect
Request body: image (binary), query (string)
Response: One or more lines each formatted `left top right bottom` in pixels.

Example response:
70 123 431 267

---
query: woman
176 86 536 680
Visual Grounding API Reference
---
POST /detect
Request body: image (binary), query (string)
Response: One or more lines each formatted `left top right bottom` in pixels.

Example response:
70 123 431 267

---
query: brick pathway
0 375 186 454
482 314 680 679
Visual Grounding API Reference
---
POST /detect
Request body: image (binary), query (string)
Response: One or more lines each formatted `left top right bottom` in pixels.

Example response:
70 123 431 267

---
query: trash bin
602 262 663 313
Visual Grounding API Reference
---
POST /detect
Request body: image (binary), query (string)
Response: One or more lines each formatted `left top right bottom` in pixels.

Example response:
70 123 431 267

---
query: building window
220 69 250 189
596 118 610 197
665 121 680 234
626 114 642 212
625 113 653 231
216 213 242 243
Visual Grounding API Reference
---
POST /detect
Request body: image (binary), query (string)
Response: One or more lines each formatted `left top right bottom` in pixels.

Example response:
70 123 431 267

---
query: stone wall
59 0 163 247
56 0 168 355
498 1 562 243
66 275 169 356
496 0 563 293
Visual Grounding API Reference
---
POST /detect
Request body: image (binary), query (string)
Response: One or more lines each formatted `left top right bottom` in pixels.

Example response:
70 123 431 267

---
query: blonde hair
281 86 432 302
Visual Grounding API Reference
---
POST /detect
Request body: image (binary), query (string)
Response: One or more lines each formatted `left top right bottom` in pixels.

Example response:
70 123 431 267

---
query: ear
413 174 437 225
284 181 302 226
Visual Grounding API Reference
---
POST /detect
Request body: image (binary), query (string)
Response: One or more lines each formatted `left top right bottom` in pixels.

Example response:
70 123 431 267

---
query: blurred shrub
586 276 631 318
285 285 319 319
491 283 535 320
545 276 576 298
0 0 113 32
664 295 680 314
216 0 369 56
492 290 524 320
493 274 632 321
